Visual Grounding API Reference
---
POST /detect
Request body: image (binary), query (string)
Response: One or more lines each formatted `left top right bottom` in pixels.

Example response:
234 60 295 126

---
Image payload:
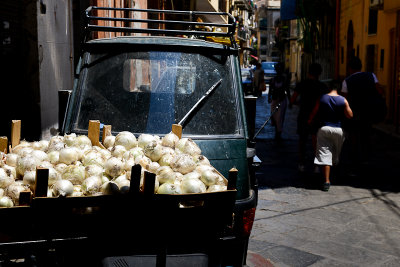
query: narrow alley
247 92 400 267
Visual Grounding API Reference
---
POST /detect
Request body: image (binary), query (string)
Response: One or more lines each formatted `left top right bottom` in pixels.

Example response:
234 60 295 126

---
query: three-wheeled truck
0 7 259 266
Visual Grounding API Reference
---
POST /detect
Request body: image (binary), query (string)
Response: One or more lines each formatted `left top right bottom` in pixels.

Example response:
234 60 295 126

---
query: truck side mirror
58 90 72 134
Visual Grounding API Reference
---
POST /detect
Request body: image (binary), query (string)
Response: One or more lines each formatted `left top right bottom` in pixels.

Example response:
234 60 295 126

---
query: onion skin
115 131 137 150
52 180 74 197
180 178 206 194
170 153 196 174
157 183 181 194
0 196 14 207
104 157 124 178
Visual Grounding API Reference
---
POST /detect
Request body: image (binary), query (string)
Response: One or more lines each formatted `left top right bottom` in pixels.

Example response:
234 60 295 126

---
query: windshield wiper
178 78 222 128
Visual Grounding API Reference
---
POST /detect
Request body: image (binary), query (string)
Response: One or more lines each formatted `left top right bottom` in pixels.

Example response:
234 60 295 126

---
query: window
368 9 378 35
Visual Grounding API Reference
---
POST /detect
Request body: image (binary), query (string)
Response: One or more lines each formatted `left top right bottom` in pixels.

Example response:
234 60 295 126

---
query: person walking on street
309 81 353 191
290 63 329 172
253 62 265 97
341 56 384 176
268 62 291 141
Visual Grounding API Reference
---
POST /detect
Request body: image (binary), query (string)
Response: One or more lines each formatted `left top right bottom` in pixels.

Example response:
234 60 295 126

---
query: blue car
261 61 277 83
241 67 253 95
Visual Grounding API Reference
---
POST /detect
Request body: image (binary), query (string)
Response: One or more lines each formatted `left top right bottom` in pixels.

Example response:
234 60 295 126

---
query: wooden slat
129 164 142 196
102 124 112 143
19 191 32 206
11 120 21 148
34 167 49 198
0 136 8 153
171 124 182 139
88 120 106 149
143 171 156 197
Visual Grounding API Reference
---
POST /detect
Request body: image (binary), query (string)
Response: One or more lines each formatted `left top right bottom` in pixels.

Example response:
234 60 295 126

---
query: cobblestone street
247 92 400 267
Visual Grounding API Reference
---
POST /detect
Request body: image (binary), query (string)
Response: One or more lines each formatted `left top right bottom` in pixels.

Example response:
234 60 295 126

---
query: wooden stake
228 168 238 190
34 167 49 198
102 124 112 143
19 191 32 206
172 124 182 139
143 171 156 197
0 136 7 153
11 120 21 148
88 120 106 149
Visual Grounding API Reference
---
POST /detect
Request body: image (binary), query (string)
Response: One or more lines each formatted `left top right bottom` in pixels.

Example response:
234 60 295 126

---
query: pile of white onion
0 131 227 207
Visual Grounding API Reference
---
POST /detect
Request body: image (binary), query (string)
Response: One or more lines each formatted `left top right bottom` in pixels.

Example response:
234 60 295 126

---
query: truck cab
62 7 258 266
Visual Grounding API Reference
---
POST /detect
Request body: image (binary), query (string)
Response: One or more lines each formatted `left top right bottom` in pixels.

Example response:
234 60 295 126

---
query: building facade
339 0 400 129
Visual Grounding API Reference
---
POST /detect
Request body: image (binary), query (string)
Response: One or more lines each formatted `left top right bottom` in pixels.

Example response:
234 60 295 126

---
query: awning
281 0 298 21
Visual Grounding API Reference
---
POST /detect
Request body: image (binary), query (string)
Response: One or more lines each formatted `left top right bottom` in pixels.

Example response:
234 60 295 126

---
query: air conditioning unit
370 0 383 10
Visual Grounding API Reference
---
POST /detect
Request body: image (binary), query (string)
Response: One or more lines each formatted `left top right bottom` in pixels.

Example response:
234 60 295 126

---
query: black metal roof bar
88 15 232 28
84 6 236 46
87 25 231 37
90 6 235 19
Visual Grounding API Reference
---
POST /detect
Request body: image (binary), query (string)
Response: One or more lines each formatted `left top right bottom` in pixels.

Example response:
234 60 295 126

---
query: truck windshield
71 50 240 136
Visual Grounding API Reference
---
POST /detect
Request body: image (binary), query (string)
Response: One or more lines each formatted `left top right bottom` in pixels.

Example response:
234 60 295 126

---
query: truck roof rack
84 6 237 47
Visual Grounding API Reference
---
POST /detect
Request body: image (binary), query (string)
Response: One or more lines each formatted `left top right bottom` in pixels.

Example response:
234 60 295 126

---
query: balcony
234 0 253 11
196 0 228 23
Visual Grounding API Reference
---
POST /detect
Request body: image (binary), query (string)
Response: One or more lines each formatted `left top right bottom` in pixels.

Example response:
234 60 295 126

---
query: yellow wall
339 0 400 100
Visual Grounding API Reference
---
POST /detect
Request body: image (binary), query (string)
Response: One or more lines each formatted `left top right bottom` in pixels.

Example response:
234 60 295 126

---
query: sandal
322 183 330 192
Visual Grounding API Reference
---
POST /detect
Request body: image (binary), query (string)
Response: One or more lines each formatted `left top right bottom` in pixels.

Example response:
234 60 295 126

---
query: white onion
200 169 220 186
0 169 14 188
138 134 159 148
170 153 196 174
16 147 34 157
6 183 27 204
63 133 76 147
72 185 84 197
59 147 79 165
85 164 104 178
5 153 19 167
123 158 135 172
98 148 112 160
54 163 68 174
111 145 127 159
82 150 106 166
144 141 163 162
101 175 110 184
62 165 86 185
101 181 119 195
147 162 160 174
48 136 65 152
38 161 53 169
11 142 31 155
48 167 61 186
115 131 137 150
16 156 40 176
207 185 227 192
0 188 4 197
156 166 176 184
103 135 115 149
0 196 14 207
47 151 60 164
176 138 201 156
126 147 144 160
32 140 49 151
22 171 36 187
104 157 124 177
182 171 201 181
161 132 179 148
193 155 211 166
2 164 16 178
51 180 74 197
73 135 92 149
81 176 102 195
180 178 206 194
136 156 152 170
157 183 181 194
158 153 173 166
31 150 48 162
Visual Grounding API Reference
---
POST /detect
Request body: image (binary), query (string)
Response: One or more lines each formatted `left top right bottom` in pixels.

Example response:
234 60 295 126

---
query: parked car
261 61 277 83
241 67 253 95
